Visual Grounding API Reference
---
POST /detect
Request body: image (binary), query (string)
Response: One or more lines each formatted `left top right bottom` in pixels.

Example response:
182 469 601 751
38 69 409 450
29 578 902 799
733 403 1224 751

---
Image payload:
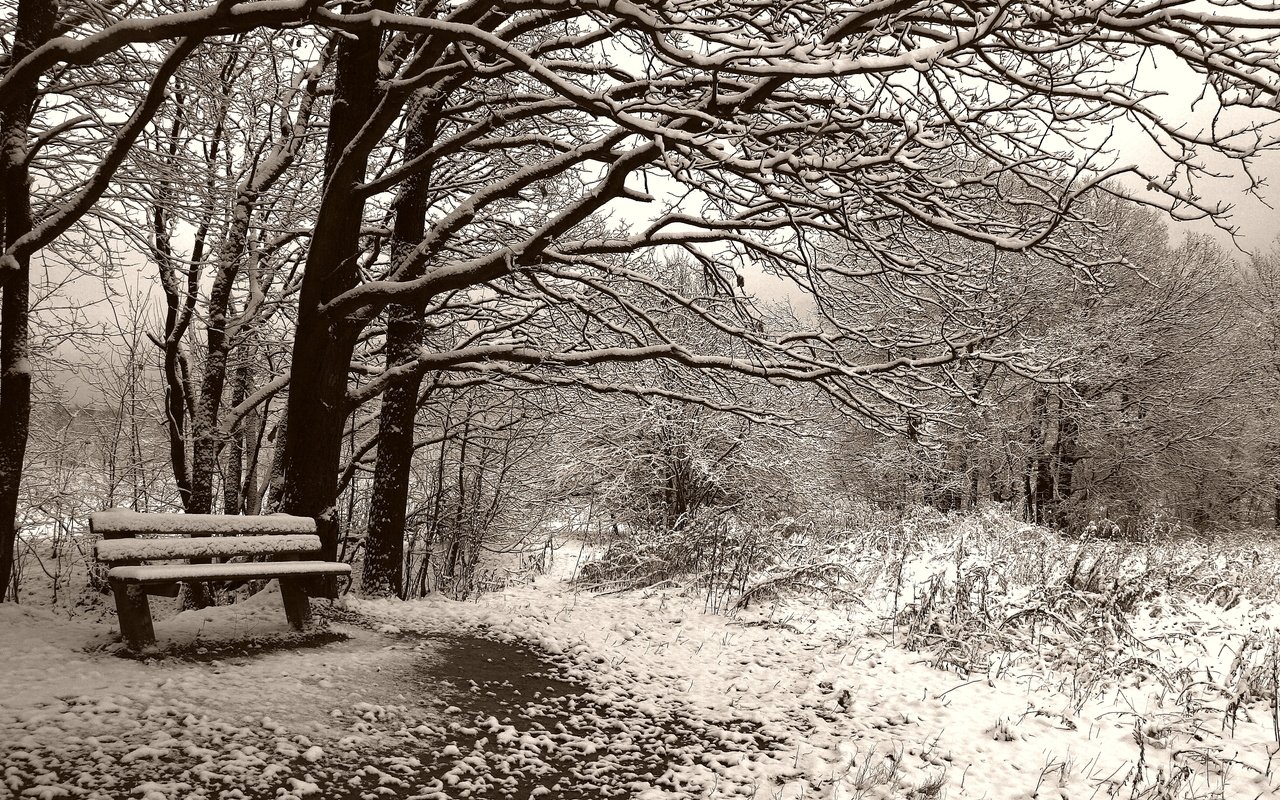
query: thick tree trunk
0 247 31 604
0 0 58 601
275 2 387 570
363 305 425 597
361 95 437 598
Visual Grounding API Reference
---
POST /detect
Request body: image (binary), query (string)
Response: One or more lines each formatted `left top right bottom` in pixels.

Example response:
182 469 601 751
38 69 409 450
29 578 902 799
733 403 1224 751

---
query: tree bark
1052 399 1081 530
188 278 238 516
361 94 437 597
0 0 58 601
363 305 425 597
240 374 268 516
274 0 389 571
1027 387 1054 525
222 358 251 514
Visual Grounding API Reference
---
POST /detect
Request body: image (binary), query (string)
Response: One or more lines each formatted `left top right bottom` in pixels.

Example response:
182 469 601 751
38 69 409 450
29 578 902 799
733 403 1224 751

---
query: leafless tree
6 0 1280 595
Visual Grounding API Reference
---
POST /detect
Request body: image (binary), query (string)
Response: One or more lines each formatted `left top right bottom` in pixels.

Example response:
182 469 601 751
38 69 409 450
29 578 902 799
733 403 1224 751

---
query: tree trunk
275 1 388 573
264 417 288 512
363 305 425 597
1052 401 1081 530
1027 388 1054 525
361 94 437 598
222 359 250 514
240 384 267 516
0 0 58 601
183 282 239 610
189 274 237 515
0 243 31 604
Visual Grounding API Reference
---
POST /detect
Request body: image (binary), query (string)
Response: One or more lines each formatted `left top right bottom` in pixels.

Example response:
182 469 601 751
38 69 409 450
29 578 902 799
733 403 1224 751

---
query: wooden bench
89 509 351 650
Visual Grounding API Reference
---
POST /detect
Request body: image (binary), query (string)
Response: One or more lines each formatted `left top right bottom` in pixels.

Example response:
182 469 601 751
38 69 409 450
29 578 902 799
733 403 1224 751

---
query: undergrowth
579 506 1280 798
579 505 1280 719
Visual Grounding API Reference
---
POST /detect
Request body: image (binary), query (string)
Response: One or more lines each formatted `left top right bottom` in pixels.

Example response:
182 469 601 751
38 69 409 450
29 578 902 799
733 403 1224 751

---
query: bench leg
279 578 311 630
110 580 155 650
180 581 210 610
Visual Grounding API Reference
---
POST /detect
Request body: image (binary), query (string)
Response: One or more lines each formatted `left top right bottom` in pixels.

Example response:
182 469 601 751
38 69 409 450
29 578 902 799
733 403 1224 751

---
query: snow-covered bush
569 399 838 607
865 509 1280 721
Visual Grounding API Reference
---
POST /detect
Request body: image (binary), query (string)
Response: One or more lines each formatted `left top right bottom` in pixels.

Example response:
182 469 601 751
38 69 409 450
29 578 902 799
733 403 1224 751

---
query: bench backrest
90 510 321 563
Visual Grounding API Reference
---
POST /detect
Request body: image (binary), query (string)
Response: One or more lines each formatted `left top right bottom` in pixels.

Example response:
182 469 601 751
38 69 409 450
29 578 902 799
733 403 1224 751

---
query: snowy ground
3 528 1280 799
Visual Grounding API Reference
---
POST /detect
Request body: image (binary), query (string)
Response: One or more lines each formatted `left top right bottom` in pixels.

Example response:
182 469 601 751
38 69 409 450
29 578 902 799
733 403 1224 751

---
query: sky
1177 157 1280 255
1106 50 1280 257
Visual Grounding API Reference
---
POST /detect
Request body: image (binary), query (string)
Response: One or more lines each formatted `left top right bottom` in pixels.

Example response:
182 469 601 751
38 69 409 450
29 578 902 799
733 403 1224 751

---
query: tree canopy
4 0 1280 595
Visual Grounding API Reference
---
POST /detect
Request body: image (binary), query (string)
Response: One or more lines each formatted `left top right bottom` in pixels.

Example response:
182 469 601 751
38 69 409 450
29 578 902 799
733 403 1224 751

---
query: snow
96 535 323 562
3 524 1279 799
107 560 351 584
90 511 316 536
5 357 32 378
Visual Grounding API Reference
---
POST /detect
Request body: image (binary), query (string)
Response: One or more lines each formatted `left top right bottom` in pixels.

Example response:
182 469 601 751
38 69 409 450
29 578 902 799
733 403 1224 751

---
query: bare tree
117 34 327 518
5 0 1280 595
266 0 1280 556
0 0 325 598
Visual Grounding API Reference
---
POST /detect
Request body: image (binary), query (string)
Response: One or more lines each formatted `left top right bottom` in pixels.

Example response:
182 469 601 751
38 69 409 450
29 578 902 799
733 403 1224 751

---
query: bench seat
97 534 323 562
91 510 317 536
108 560 351 584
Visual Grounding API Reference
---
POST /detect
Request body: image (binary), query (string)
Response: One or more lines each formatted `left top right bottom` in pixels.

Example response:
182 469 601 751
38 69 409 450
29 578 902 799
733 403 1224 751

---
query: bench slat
90 510 316 536
108 561 351 584
96 534 323 563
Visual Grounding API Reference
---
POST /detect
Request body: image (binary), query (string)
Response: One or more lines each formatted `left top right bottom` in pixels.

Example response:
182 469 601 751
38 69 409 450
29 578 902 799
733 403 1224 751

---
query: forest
4 0 1280 604
10 2 1280 799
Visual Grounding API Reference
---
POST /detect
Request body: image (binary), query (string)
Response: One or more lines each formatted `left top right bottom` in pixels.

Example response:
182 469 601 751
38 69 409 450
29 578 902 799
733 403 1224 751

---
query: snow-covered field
4 515 1280 799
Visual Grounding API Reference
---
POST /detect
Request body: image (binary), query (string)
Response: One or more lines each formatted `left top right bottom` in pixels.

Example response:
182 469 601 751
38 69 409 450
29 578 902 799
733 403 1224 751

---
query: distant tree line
840 206 1280 536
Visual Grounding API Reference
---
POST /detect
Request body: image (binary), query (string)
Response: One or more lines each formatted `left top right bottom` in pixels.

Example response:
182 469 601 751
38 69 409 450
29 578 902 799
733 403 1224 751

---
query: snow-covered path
1 588 783 800
2 601 446 799
3 554 1278 799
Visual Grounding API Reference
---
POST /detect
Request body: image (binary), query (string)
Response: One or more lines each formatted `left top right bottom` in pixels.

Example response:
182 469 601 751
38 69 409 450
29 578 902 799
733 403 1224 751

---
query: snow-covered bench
89 509 351 650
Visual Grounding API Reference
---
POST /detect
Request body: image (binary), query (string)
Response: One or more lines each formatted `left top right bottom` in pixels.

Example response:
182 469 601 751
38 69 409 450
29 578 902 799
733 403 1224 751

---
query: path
1 602 780 800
